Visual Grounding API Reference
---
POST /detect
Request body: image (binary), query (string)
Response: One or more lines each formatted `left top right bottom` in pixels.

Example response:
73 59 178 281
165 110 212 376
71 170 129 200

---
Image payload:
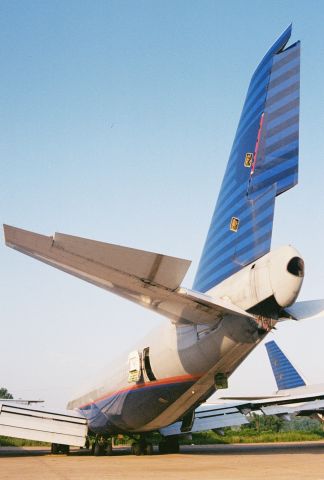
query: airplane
260 340 324 419
3 25 324 456
216 339 324 421
0 399 44 406
160 338 324 439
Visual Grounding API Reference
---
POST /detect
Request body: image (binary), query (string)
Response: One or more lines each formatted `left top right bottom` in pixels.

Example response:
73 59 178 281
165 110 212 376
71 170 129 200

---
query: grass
0 436 49 447
189 430 324 445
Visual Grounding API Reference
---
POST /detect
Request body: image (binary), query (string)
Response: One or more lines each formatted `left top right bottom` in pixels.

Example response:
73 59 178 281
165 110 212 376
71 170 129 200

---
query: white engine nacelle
208 246 304 312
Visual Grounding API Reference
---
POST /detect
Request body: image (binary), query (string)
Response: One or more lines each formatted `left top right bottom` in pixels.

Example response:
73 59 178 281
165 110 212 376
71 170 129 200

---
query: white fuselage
68 245 304 434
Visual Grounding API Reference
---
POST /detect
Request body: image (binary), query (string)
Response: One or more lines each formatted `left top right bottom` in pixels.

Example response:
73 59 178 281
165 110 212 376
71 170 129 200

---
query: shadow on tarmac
181 443 324 456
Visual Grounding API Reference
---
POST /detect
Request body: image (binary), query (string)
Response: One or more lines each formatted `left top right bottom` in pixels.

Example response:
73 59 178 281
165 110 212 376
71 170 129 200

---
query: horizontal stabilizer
280 300 324 321
4 225 190 291
4 225 255 326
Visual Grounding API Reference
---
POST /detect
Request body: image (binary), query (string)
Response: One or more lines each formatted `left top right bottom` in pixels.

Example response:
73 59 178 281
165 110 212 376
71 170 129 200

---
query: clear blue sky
1 1 324 408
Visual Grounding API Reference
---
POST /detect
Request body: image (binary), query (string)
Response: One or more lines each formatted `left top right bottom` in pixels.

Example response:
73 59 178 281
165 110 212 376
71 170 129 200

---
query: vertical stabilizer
193 26 300 293
265 340 305 391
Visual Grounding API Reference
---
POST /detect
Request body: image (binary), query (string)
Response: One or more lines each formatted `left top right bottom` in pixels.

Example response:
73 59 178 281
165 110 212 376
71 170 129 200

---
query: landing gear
90 434 154 456
158 437 179 454
145 442 153 455
51 443 70 454
106 443 113 456
131 442 142 456
131 437 154 456
92 435 113 456
93 442 105 456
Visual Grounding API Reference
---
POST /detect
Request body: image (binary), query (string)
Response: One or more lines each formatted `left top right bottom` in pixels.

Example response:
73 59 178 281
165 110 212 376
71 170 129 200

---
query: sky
1 0 324 409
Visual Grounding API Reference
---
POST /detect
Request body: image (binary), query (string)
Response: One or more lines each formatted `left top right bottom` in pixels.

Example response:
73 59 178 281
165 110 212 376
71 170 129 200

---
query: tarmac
1 442 324 480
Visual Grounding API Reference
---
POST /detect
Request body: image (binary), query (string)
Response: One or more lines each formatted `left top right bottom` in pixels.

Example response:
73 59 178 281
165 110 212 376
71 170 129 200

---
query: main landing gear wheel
51 443 59 454
158 437 179 454
91 436 115 456
51 443 70 454
145 443 153 455
106 444 113 456
93 442 105 456
93 443 101 456
131 442 142 456
131 441 153 456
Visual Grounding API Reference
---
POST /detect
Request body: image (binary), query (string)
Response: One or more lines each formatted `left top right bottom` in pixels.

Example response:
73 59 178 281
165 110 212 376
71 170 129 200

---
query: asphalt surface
1 442 324 479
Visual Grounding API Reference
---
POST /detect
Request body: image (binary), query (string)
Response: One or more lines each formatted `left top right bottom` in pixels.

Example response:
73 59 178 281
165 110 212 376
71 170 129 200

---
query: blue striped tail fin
265 340 305 390
193 26 300 293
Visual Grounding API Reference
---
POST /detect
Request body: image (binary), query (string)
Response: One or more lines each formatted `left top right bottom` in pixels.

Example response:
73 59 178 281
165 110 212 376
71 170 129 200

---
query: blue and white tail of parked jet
217 339 324 422
257 340 324 419
2 26 324 453
194 25 300 292
266 340 306 391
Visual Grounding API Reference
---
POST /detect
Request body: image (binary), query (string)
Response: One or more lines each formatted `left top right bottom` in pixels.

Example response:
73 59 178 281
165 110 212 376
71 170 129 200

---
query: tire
51 443 59 454
93 442 103 456
158 442 167 454
159 438 179 454
145 443 153 455
167 438 179 454
132 442 142 456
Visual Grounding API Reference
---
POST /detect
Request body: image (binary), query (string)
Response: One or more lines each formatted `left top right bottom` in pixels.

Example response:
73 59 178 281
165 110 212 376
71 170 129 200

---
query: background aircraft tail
265 340 306 391
193 26 300 293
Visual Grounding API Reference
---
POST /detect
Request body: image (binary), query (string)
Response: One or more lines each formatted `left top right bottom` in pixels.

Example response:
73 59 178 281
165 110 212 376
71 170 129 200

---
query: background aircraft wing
161 393 324 437
217 340 324 422
4 225 255 326
0 399 44 406
160 402 250 437
0 403 87 447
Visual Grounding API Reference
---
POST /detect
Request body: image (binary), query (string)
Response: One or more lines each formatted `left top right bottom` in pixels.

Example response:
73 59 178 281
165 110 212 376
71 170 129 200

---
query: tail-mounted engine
209 246 304 317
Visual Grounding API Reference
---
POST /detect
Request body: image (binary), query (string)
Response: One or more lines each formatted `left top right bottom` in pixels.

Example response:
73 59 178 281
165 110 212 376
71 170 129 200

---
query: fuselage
69 245 304 435
70 312 267 434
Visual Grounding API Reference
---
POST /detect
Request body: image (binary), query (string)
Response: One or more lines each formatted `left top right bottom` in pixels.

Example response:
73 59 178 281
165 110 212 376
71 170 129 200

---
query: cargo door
128 350 142 383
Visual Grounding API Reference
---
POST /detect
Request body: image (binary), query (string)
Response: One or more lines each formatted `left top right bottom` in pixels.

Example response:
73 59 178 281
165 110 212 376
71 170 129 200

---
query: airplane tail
193 25 300 293
265 340 306 391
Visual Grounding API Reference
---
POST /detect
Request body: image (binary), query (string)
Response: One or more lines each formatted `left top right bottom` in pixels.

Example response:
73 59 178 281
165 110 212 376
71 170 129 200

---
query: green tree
244 413 284 433
0 387 13 399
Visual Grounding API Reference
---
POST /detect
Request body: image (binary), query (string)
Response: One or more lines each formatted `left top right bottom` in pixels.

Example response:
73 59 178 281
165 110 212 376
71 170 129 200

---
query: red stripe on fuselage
78 373 202 409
